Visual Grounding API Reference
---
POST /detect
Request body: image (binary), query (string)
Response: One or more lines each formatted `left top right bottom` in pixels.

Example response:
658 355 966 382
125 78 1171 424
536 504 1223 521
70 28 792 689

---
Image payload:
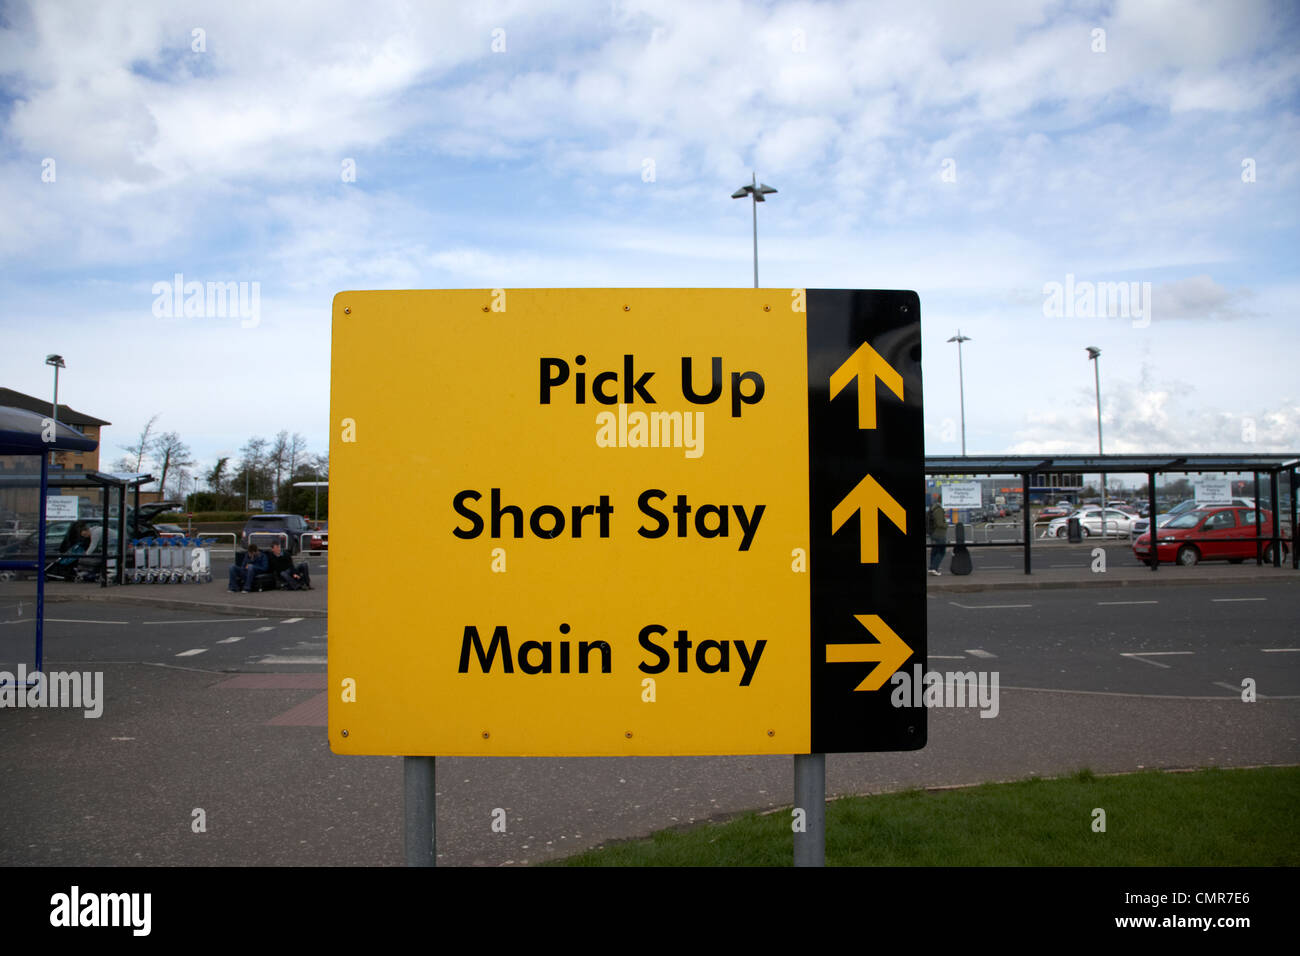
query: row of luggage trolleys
131 537 215 584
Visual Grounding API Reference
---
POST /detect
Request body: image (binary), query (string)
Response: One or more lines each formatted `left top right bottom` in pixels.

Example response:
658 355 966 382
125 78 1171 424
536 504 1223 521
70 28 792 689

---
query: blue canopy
0 405 98 456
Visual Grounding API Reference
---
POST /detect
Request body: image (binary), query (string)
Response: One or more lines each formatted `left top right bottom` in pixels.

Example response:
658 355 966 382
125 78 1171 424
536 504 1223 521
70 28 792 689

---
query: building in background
0 387 110 474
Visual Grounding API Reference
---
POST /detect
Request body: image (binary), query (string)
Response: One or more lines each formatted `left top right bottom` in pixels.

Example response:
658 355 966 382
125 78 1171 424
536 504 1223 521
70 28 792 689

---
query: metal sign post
404 756 436 867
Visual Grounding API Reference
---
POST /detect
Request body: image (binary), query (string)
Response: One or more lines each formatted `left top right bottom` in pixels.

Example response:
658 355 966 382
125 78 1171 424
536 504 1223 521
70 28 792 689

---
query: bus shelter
925 454 1299 574
0 405 100 674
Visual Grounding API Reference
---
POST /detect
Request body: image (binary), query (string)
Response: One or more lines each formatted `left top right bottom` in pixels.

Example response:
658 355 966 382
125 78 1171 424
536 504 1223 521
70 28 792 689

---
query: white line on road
175 648 208 657
930 654 966 659
1262 648 1300 653
280 617 303 624
216 637 244 644
142 618 267 625
1211 598 1266 602
948 602 1032 609
1098 601 1158 606
251 626 275 633
44 618 129 624
964 649 997 659
1120 651 1193 670
256 656 327 664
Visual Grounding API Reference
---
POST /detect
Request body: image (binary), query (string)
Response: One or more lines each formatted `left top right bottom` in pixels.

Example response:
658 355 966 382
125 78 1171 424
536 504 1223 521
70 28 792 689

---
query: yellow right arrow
828 341 904 430
825 614 913 691
831 474 906 563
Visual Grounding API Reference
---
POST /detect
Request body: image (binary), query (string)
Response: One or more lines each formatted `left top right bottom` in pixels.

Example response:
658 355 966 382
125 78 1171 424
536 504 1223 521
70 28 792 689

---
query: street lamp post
731 172 777 288
45 354 65 467
732 173 820 864
947 332 971 455
1086 347 1108 532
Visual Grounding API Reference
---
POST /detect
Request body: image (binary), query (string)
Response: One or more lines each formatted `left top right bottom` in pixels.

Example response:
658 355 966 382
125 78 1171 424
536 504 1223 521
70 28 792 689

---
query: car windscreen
1165 513 1203 529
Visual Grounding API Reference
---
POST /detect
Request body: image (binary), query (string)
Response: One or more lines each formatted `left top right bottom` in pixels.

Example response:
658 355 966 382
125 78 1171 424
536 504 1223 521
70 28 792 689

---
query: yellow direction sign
328 288 925 756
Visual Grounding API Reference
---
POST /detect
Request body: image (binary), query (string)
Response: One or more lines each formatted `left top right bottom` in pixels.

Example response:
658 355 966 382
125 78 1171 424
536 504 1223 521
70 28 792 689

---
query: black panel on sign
806 289 926 753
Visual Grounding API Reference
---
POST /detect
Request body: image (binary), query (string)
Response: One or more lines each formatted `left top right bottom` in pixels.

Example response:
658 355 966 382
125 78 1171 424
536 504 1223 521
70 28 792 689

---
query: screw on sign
328 289 924 757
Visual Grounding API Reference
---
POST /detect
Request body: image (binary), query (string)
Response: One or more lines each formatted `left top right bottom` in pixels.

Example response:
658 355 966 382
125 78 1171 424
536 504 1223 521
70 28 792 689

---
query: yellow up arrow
831 474 906 563
826 614 913 691
828 341 904 430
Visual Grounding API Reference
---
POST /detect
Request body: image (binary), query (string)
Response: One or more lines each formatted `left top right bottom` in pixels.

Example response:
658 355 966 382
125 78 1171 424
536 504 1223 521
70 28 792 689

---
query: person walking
927 495 948 575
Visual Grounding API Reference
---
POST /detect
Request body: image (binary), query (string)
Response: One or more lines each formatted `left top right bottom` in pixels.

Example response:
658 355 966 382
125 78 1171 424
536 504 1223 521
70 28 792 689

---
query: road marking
1211 597 1266 602
216 636 244 644
930 654 965 659
142 618 267 625
175 648 208 657
280 617 303 624
43 618 129 624
1262 648 1300 653
251 626 275 633
948 602 1032 609
256 655 327 665
1098 600 1158 606
1120 651 1193 670
964 648 997 659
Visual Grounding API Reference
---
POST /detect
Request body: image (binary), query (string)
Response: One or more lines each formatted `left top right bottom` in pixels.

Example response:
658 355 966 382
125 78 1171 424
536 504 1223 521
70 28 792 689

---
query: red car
1132 506 1289 566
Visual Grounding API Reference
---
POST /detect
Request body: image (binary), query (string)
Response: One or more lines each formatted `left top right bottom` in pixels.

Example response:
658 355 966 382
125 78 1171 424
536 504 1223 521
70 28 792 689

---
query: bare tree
153 432 194 500
269 431 290 504
287 433 307 485
120 413 160 474
237 436 268 506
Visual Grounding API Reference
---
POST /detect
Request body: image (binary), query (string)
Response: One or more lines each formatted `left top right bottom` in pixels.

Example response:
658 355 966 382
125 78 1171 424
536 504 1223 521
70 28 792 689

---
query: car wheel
1262 544 1277 563
1080 526 1090 537
1176 545 1199 567
1055 526 1066 537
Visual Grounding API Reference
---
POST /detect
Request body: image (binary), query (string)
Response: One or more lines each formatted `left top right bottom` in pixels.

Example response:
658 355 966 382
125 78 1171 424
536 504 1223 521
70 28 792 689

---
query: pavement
21 570 328 617
13 550 1296 617
927 560 1300 593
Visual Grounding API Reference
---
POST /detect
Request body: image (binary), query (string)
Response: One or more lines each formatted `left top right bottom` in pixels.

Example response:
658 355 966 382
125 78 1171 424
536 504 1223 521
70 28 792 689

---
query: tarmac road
1 576 1296 867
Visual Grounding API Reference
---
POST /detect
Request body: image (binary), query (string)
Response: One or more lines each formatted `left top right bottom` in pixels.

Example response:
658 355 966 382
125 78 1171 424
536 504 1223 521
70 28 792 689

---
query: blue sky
1 0 1297 490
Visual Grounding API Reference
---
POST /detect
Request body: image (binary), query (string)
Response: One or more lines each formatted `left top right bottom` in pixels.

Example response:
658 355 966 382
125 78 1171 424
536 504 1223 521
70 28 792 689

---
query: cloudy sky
1 0 1297 488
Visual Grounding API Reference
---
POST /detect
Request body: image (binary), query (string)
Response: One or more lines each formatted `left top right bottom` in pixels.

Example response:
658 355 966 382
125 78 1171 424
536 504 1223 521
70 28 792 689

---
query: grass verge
551 766 1299 866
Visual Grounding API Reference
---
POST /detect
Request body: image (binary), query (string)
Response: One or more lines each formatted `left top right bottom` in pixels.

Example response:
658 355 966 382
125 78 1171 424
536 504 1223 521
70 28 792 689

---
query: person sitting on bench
228 543 267 592
266 541 311 590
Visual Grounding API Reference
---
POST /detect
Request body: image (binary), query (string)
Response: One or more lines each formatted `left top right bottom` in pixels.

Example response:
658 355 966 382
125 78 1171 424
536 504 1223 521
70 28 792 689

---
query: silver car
1046 507 1140 538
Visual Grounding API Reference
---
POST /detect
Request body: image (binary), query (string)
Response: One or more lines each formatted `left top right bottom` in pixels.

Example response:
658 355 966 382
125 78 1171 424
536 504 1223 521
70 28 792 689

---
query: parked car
1045 507 1140 538
153 523 186 538
306 522 328 553
240 514 312 555
1132 506 1289 566
1131 497 1255 537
